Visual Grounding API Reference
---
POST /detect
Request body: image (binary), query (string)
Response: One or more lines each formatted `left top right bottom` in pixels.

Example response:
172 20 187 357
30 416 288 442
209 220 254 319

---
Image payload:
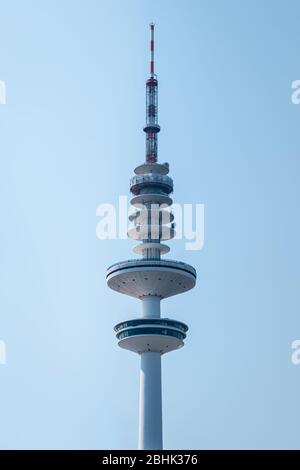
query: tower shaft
139 352 162 450
139 295 162 448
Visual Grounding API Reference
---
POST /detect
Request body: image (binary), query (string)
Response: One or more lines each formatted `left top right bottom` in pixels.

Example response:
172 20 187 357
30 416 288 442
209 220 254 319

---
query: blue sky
0 0 299 449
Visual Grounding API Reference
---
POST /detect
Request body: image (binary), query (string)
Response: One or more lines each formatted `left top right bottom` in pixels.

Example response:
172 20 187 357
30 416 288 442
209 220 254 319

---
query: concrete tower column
142 296 161 318
139 296 162 449
138 351 163 450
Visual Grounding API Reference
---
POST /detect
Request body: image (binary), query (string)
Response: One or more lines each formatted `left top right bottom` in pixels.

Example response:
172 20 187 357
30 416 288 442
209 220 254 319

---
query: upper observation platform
134 162 169 176
130 174 173 196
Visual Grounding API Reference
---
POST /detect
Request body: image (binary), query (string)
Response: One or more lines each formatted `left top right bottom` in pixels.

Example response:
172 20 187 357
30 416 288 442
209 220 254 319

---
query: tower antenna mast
144 23 160 163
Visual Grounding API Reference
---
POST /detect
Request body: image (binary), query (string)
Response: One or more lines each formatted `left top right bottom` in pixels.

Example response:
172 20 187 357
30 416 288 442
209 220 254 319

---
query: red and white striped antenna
150 22 155 78
144 23 160 163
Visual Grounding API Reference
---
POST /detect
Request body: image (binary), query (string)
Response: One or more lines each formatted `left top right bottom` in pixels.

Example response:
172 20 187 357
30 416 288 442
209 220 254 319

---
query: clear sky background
0 0 299 450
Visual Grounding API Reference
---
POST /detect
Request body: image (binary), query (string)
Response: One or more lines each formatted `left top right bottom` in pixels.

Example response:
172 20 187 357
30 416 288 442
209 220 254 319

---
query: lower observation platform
114 318 188 354
106 259 196 299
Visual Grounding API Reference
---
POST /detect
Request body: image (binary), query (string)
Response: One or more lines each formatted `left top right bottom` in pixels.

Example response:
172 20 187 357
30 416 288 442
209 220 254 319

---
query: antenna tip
150 22 155 29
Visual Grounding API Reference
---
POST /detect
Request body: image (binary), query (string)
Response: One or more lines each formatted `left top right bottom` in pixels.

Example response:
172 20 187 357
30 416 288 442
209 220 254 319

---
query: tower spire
150 22 155 78
144 23 160 163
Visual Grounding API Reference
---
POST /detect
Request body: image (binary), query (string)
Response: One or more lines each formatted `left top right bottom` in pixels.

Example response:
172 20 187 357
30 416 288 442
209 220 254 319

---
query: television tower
106 24 196 450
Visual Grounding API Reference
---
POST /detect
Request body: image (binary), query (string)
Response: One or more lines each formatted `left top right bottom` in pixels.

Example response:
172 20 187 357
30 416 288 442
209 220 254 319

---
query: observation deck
106 259 196 299
130 174 173 196
114 317 188 354
134 162 169 176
